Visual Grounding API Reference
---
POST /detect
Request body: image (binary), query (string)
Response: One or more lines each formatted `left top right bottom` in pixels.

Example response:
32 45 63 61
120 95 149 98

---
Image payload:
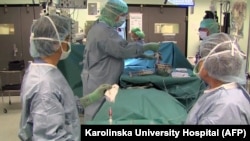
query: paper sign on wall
129 13 143 32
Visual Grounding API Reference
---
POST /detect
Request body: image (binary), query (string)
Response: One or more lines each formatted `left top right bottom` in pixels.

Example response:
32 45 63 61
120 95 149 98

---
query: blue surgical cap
30 14 71 58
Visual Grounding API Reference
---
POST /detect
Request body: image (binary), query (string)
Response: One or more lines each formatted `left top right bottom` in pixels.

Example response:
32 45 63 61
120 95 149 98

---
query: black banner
81 125 250 140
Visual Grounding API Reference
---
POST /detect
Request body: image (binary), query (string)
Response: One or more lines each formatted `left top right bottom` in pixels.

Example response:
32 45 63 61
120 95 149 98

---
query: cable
217 0 230 32
164 0 168 5
32 0 36 19
222 1 230 13
19 8 24 59
245 9 250 90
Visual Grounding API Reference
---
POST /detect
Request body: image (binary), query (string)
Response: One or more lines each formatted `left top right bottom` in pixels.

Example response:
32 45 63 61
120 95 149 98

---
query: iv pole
217 0 230 32
245 12 250 90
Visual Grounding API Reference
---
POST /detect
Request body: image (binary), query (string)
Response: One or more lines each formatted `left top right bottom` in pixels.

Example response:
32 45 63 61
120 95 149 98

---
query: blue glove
80 84 112 107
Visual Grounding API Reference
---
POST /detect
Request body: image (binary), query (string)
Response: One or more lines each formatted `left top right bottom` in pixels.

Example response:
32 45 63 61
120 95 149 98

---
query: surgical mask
193 58 204 79
60 42 71 60
193 64 199 75
114 16 126 28
199 31 208 40
44 16 72 60
30 37 71 59
29 16 71 59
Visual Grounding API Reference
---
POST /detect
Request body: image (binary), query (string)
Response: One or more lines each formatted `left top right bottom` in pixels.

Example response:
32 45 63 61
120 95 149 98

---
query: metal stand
245 12 250 91
0 70 23 113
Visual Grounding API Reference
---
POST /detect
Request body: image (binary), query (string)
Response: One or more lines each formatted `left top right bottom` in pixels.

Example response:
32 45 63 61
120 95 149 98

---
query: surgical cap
99 0 128 27
199 32 246 83
199 19 219 35
131 27 145 39
30 14 71 58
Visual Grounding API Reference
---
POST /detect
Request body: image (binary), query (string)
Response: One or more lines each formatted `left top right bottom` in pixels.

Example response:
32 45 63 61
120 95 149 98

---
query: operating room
0 0 250 139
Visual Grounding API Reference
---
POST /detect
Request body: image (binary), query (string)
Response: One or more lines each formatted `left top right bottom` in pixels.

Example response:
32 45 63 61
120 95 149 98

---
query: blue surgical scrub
81 20 144 122
19 62 80 141
185 82 250 124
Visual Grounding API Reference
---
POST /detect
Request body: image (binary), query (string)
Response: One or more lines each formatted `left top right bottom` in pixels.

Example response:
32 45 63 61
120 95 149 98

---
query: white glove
104 84 119 103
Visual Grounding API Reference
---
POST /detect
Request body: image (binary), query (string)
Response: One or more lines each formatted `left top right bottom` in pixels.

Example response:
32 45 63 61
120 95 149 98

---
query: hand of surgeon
143 42 161 52
79 84 112 108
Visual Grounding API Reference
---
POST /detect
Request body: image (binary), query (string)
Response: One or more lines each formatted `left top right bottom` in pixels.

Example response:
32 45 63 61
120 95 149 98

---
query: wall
187 0 210 57
0 6 42 69
188 0 250 74
0 0 249 71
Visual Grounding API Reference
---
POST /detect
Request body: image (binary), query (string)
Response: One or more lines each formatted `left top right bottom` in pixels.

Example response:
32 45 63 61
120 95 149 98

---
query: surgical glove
80 84 112 107
104 84 119 102
143 42 160 52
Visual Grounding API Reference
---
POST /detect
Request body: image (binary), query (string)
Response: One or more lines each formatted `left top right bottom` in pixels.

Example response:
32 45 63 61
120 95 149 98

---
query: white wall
187 0 210 57
0 0 249 70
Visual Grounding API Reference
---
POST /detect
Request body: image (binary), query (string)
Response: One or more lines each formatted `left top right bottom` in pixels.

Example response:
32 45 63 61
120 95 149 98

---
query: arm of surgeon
79 84 112 107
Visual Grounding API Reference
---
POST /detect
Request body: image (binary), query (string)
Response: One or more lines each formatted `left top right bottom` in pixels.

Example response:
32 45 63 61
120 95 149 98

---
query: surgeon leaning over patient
186 32 250 124
81 0 160 122
18 15 111 141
